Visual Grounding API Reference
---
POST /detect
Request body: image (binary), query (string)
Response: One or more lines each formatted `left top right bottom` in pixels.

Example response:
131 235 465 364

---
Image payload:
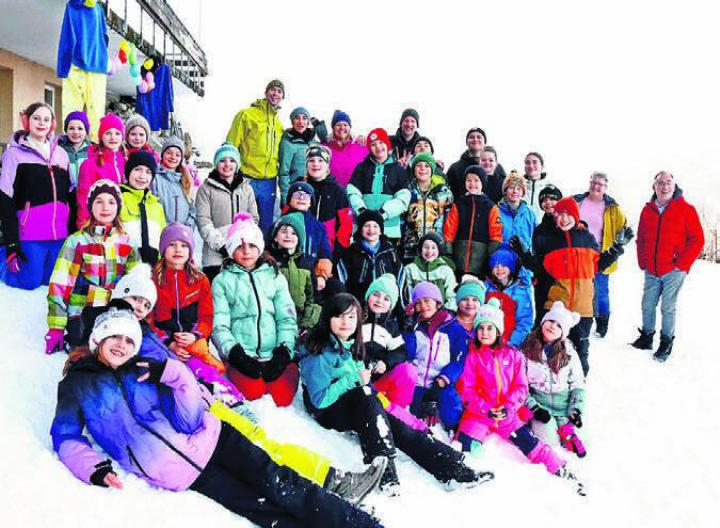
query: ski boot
378 458 400 497
594 315 609 338
445 458 495 490
326 456 388 505
653 334 674 363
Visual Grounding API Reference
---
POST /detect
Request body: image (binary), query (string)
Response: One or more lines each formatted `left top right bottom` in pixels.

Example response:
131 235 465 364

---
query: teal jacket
277 125 327 205
298 339 365 409
211 261 298 361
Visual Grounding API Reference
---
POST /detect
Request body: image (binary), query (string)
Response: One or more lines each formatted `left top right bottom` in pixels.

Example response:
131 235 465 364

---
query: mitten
134 357 167 384
228 344 262 379
614 225 635 247
45 328 65 354
89 460 116 487
139 245 159 264
488 407 508 421
261 344 291 382
532 405 552 424
557 422 587 458
568 410 583 428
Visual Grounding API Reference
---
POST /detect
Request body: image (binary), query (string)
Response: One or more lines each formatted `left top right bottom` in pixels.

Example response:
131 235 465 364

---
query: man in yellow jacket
226 80 285 233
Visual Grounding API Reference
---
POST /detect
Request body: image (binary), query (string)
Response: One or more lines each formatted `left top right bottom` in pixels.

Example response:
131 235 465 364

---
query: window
44 84 55 110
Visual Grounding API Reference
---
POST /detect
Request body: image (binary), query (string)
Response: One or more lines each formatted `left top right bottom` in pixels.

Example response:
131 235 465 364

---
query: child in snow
457 298 584 494
120 151 166 264
523 151 557 222
51 306 382 527
195 142 259 282
403 232 457 310
152 136 195 227
322 109 368 188
267 214 321 332
521 301 587 458
0 102 71 290
335 210 404 303
443 165 503 278
212 213 299 406
477 146 508 204
298 292 494 495
76 113 126 229
124 114 160 161
484 243 533 348
497 170 536 283
46 179 139 351
57 110 91 230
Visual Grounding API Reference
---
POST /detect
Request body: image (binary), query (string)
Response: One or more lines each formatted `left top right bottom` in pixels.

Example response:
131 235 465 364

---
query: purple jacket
51 357 220 491
0 132 71 245
324 139 368 188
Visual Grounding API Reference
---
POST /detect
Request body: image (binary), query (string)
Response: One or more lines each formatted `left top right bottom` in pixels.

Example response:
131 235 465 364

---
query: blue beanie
290 107 310 121
489 243 519 274
332 110 352 127
214 142 241 167
287 181 315 199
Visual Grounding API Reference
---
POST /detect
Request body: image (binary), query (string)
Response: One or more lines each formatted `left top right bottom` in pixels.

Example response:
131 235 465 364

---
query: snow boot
653 334 674 363
325 456 388 505
556 465 587 496
557 423 587 458
594 315 609 338
630 328 655 350
445 458 495 490
378 457 400 497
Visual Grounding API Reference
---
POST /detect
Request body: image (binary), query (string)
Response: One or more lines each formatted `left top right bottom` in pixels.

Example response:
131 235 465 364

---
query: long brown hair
153 254 204 287
92 142 126 168
520 327 569 374
304 293 365 361
63 345 93 376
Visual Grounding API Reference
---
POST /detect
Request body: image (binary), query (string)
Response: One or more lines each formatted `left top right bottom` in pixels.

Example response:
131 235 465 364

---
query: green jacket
119 185 167 253
211 261 298 361
226 99 284 179
403 256 457 310
278 252 321 330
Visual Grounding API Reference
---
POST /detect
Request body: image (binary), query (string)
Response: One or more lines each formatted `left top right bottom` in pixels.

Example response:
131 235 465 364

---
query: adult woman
322 110 368 188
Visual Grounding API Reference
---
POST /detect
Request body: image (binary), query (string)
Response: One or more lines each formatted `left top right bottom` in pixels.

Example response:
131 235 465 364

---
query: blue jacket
57 0 109 78
498 199 536 248
135 64 174 131
293 209 333 262
484 277 534 348
151 167 195 228
297 340 365 410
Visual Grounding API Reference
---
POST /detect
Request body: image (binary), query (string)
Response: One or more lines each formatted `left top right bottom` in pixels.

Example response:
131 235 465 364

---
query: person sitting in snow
403 232 457 310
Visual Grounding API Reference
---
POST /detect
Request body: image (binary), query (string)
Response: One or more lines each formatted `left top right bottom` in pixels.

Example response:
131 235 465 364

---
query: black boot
631 328 655 350
594 315 609 338
378 458 400 497
325 456 387 505
653 335 674 363
444 457 495 490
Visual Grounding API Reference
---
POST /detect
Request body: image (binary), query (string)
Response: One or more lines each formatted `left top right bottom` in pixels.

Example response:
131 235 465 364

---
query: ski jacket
56 0 108 77
51 355 220 491
323 138 368 188
573 192 626 274
226 99 284 179
401 176 453 260
306 175 353 250
58 135 91 190
119 185 167 259
636 187 704 277
389 129 420 163
335 238 404 303
195 171 259 268
361 314 408 374
484 277 533 348
47 226 139 329
404 310 453 389
269 247 321 331
76 146 125 228
498 199 536 248
287 209 334 263
525 340 585 417
403 257 457 310
211 261 298 361
151 167 195 228
0 132 71 246
298 339 366 409
278 127 322 204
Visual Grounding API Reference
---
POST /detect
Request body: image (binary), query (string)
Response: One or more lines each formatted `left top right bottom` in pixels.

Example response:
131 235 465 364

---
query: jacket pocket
126 445 151 479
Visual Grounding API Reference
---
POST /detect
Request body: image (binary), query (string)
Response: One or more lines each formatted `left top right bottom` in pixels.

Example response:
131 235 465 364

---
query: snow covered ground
1 250 718 528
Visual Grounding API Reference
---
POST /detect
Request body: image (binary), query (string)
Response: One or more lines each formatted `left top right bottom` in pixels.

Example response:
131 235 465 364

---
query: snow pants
373 361 417 407
641 269 686 338
189 422 377 528
228 362 299 407
593 272 610 317
247 177 278 235
62 66 107 142
0 240 63 290
568 316 593 376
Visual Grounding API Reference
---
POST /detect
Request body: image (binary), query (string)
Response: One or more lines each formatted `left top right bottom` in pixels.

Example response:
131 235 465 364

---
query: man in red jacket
632 171 704 362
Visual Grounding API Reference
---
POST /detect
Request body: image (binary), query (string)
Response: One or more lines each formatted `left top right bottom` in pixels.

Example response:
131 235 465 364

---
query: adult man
446 128 487 199
226 80 285 233
633 171 704 362
573 172 628 337
390 108 421 167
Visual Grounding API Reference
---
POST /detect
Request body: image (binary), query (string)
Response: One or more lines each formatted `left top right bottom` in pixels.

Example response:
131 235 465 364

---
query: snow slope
1 250 718 528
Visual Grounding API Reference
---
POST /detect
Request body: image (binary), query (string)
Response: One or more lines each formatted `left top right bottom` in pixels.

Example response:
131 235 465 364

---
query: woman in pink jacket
457 298 585 495
322 110 368 188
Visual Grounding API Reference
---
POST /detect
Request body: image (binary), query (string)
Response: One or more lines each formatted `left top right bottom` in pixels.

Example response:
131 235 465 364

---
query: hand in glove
228 344 262 379
139 245 159 264
508 235 533 269
488 406 508 421
421 400 440 427
261 344 292 382
531 405 552 423
568 409 583 428
5 243 27 273
90 460 123 489
614 225 635 247
45 328 65 354
135 357 167 384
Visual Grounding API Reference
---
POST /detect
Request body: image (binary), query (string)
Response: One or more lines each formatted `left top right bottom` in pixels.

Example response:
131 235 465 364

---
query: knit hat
98 113 125 138
538 184 563 204
89 305 143 355
356 209 385 238
542 301 581 338
412 281 443 305
87 179 122 211
110 263 158 310
265 79 285 95
412 135 434 154
411 152 437 174
554 197 580 224
489 243 519 274
226 212 264 256
125 150 158 180
366 128 392 150
214 142 241 167
331 110 352 127
161 136 184 157
466 127 487 142
419 231 445 255
64 110 90 134
287 181 315 201
365 273 400 310
159 221 195 257
502 170 528 196
474 297 504 335
271 212 306 250
124 114 151 139
464 165 488 187
290 107 310 121
400 108 420 127
305 145 331 163
456 278 486 304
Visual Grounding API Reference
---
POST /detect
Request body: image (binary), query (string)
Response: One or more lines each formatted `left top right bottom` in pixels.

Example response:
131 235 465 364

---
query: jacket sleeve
314 121 328 143
0 148 21 247
298 276 321 330
194 276 214 339
226 111 245 148
443 204 459 242
336 205 354 249
636 208 648 271
159 359 208 433
509 285 533 348
488 205 504 242
504 352 529 414
273 273 299 354
210 277 236 360
277 138 292 206
459 353 492 416
300 353 362 409
346 183 367 214
195 184 226 252
676 204 705 272
441 267 458 311
47 235 82 330
316 225 334 261
381 188 412 221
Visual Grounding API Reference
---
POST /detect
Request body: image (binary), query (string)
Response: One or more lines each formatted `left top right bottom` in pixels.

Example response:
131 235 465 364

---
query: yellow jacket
574 193 627 274
226 98 284 179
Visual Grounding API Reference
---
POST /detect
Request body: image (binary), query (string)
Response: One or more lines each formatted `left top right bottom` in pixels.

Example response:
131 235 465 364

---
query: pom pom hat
225 212 264 256
110 263 158 310
541 301 581 338
474 297 504 335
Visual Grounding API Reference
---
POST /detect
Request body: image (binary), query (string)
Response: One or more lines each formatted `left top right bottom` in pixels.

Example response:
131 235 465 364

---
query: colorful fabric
56 0 109 77
119 185 167 257
135 64 174 131
62 67 107 142
226 98 284 179
76 145 125 228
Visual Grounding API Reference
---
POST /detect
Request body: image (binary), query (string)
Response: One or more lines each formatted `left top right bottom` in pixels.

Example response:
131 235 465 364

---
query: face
91 193 118 225
102 129 123 151
330 305 358 341
162 147 182 170
369 140 388 162
306 156 328 180
400 116 418 137
524 155 543 177
274 225 299 251
555 211 576 231
124 295 153 321
420 240 439 262
653 173 676 203
217 157 238 178
493 264 511 284
292 114 309 133
333 121 350 141
233 242 260 269
415 298 439 320
414 161 432 183
361 221 381 244
541 320 563 343
28 107 53 140
505 184 525 204
128 166 153 190
65 120 87 145
265 86 284 106
541 197 558 214
367 291 392 315
288 190 312 211
465 174 483 195
480 151 497 175
97 335 136 369
457 296 480 319
466 131 485 152
126 126 147 148
413 140 432 154
476 322 498 345
164 240 191 268
588 176 607 200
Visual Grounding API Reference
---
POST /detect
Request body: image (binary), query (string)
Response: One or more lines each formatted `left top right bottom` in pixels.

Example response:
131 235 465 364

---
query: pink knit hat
98 113 125 138
225 212 264 256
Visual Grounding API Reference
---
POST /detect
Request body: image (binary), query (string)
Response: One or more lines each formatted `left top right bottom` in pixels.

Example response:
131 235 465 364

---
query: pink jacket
324 139 368 188
76 146 126 228
457 342 528 440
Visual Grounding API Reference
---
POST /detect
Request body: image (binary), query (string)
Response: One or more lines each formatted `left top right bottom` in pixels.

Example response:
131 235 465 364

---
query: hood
250 98 279 113
208 168 244 191
223 259 276 276
410 173 447 195
9 131 60 162
412 255 455 272
283 127 316 143
157 166 181 183
307 174 340 189
393 128 420 148
58 135 92 150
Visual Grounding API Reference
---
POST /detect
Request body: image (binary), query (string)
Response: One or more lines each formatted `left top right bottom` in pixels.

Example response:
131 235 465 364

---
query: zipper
48 149 59 239
493 352 503 405
564 230 576 309
653 207 663 274
465 196 476 273
316 193 322 221
174 271 183 331
126 445 151 478
246 270 263 356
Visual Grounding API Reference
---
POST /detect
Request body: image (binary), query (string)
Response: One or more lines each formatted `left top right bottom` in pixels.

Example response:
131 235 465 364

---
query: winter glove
310 117 321 127
488 407 508 421
531 405 552 423
134 357 167 384
5 243 27 273
262 344 292 382
557 422 587 458
508 235 533 270
89 459 116 487
568 410 583 428
614 225 635 247
45 329 65 355
421 400 440 427
139 245 159 264
228 344 262 379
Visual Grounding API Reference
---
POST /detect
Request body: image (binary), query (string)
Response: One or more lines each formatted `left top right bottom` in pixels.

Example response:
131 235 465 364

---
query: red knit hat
366 128 391 150
554 197 580 224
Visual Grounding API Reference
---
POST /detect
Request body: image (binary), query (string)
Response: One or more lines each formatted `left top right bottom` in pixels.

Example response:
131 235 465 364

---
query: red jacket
636 188 704 277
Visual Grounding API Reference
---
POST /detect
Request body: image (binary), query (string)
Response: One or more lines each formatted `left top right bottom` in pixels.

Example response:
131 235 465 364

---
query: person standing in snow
322 110 368 188
390 108 421 168
632 171 704 362
477 146 508 204
522 152 557 222
446 127 487 200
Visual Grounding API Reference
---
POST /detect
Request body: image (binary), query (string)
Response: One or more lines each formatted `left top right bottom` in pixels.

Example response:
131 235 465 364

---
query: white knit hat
474 297 505 335
89 307 143 355
225 212 265 256
541 301 581 338
110 263 158 310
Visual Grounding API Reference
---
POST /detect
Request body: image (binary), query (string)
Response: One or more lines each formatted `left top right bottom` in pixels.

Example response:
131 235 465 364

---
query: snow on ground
1 250 718 527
